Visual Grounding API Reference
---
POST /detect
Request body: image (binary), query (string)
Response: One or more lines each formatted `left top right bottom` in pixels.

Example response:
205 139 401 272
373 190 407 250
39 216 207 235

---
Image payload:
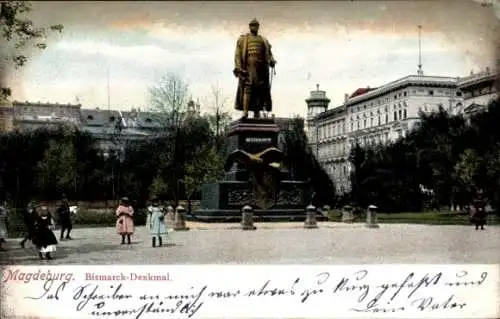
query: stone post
241 205 256 230
365 205 379 228
342 205 354 223
304 205 318 229
173 205 189 231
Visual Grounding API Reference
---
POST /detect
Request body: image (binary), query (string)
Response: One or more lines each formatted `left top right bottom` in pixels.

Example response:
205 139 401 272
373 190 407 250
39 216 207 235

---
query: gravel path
1 222 498 265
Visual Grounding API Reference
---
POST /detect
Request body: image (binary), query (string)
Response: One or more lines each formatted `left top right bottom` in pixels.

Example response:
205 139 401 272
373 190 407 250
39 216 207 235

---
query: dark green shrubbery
74 209 148 227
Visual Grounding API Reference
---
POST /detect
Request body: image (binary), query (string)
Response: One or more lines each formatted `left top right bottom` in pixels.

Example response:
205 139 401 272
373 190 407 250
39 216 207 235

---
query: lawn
325 210 499 225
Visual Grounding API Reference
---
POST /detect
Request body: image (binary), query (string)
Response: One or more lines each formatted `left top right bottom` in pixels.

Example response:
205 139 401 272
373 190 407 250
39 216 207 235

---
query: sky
2 0 499 118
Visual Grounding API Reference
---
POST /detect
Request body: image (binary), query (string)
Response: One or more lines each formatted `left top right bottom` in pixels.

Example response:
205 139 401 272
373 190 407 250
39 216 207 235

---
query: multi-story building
0 103 14 133
307 73 471 194
10 101 82 132
456 67 498 117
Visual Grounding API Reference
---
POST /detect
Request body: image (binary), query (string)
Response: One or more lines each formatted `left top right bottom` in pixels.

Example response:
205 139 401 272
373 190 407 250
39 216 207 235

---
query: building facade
5 101 82 132
306 71 497 194
456 67 498 117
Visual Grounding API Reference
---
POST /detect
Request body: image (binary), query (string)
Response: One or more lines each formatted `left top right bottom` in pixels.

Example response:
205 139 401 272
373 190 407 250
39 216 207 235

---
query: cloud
7 0 498 118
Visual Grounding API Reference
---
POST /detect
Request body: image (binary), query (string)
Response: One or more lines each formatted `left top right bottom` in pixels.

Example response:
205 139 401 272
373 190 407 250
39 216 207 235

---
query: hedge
6 208 148 238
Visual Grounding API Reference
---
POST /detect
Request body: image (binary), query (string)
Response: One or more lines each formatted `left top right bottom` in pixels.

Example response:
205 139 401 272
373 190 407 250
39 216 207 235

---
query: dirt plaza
1 222 499 265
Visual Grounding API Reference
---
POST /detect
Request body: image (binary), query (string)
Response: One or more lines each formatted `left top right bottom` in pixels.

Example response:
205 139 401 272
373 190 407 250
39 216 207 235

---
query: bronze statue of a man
233 18 276 119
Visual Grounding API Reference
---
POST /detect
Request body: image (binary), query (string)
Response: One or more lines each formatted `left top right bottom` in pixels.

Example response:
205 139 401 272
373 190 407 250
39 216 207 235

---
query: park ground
1 222 499 265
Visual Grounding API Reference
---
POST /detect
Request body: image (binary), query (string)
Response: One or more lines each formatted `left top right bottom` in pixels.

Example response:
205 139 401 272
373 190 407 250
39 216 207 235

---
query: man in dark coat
471 190 487 230
20 201 38 248
233 18 276 119
57 195 72 240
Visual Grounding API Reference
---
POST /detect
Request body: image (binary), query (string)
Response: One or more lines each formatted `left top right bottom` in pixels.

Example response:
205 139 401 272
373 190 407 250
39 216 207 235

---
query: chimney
344 93 349 104
486 67 490 74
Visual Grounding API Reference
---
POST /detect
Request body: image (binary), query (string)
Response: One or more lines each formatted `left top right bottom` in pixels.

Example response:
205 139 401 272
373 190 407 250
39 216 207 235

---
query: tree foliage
1 1 63 101
282 116 337 206
348 98 500 213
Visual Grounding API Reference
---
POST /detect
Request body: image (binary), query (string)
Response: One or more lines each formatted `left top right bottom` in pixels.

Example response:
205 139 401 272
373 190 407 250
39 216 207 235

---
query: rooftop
346 75 459 105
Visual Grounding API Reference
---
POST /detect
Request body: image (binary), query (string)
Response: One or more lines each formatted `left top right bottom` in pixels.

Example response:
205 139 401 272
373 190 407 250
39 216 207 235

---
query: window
109 116 115 122
385 114 388 123
145 118 152 123
398 110 402 119
370 118 373 126
351 123 354 131
87 115 94 120
403 109 407 119
378 116 380 125
403 91 407 96
429 90 434 96
363 119 366 128
394 111 397 121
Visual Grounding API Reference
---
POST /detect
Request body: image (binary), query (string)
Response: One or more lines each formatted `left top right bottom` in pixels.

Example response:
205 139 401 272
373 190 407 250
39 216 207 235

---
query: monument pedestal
191 117 325 222
225 117 282 181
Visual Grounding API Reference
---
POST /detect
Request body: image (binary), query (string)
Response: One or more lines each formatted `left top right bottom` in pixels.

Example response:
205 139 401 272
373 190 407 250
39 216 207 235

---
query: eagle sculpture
224 147 285 209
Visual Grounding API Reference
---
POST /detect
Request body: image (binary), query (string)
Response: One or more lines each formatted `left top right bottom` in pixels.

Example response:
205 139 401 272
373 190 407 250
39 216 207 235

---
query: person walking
20 201 38 248
32 204 58 260
0 201 8 251
471 190 487 230
147 198 167 247
57 195 73 240
116 197 134 245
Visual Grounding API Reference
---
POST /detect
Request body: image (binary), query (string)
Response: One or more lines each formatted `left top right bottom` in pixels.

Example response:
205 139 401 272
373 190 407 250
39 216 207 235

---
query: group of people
0 195 172 259
115 197 170 248
1 200 60 258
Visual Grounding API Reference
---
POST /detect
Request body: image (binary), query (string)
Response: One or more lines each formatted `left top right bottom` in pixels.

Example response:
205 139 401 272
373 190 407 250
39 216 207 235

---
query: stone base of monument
190 180 327 222
191 117 327 222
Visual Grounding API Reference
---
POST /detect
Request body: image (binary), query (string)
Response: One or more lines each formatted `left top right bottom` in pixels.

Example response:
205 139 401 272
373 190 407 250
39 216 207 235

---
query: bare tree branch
148 73 190 129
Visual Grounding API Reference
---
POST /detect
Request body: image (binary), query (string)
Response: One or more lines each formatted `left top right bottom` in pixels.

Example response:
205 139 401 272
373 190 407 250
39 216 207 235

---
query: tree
183 146 225 204
148 73 190 205
36 138 77 198
453 148 481 204
204 83 232 143
148 73 189 129
283 116 337 206
1 1 63 102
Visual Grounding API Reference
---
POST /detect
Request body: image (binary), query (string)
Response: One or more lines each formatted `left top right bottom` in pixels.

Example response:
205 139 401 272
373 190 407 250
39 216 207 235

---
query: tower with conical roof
305 84 330 143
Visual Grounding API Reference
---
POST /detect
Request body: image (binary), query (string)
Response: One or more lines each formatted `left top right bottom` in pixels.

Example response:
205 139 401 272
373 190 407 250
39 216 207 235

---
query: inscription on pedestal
245 137 272 143
227 188 252 206
277 188 304 206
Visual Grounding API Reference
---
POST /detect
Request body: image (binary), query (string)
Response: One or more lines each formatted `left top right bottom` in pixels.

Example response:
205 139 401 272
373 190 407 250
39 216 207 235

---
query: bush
74 208 148 227
6 209 27 238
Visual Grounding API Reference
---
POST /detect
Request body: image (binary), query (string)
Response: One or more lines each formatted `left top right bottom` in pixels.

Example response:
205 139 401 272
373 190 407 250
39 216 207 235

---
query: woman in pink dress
116 197 134 244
